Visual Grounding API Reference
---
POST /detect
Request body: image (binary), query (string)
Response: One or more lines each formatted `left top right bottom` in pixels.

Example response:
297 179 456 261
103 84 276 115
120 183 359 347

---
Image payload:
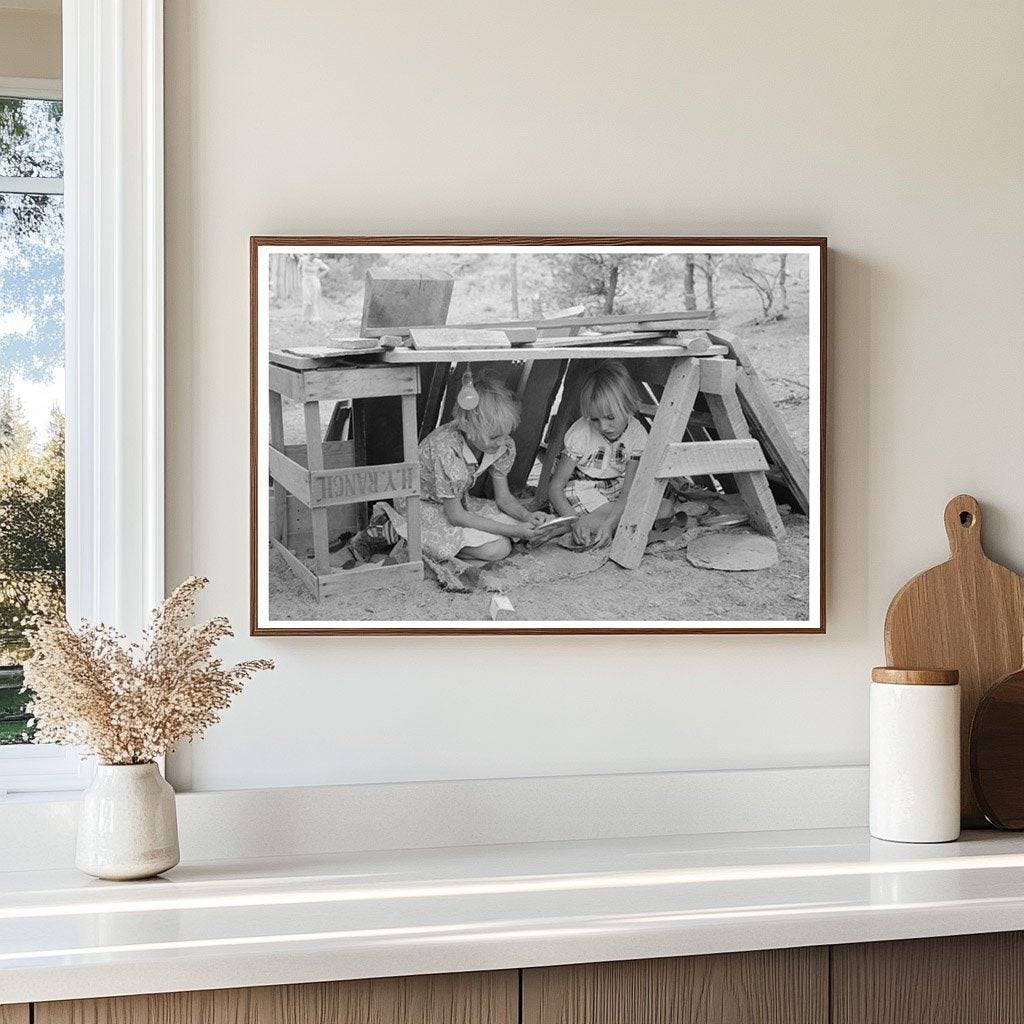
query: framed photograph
250 237 826 635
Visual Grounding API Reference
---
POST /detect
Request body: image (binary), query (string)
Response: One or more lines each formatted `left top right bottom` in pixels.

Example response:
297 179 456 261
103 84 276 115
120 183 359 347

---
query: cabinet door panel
523 948 828 1024
0 1006 29 1024
832 932 1024 1024
36 970 517 1024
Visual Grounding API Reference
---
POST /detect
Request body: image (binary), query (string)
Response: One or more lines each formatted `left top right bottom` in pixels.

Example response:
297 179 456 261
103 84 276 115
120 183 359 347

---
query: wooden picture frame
250 237 826 635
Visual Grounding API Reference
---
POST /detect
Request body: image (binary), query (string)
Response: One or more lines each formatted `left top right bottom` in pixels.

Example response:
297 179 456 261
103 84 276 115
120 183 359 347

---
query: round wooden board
970 664 1024 829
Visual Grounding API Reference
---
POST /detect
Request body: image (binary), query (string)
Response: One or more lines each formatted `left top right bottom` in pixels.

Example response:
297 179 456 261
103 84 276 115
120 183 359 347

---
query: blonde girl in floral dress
388 376 549 563
413 377 551 561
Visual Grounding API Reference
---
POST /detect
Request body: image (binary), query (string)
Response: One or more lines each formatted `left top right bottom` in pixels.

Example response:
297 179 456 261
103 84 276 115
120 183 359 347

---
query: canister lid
871 667 959 686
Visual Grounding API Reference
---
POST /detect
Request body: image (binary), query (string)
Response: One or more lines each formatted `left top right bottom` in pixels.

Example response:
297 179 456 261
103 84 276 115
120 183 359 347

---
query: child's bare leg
583 498 674 546
459 537 512 562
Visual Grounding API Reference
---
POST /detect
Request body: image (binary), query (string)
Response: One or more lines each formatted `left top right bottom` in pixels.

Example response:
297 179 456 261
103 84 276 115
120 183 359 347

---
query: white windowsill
0 744 94 798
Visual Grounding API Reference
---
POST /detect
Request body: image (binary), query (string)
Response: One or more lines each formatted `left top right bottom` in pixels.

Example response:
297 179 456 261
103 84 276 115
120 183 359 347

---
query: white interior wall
163 0 1024 792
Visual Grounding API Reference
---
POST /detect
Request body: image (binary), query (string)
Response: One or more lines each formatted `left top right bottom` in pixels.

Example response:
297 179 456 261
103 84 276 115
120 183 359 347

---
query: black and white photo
251 238 825 634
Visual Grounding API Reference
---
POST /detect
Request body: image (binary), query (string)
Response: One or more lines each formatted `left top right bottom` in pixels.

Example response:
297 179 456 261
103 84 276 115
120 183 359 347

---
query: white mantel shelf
4 827 1024 1004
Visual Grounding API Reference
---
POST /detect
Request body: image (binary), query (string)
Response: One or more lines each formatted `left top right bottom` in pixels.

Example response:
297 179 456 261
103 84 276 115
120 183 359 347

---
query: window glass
0 96 65 747
0 98 63 178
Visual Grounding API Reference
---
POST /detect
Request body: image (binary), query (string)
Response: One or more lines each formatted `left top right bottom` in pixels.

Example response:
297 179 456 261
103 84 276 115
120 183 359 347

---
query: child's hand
511 522 538 541
591 519 616 548
572 515 594 546
528 511 551 529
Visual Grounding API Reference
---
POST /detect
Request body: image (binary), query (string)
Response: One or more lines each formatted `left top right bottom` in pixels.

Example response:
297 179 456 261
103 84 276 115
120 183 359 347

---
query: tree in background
730 254 790 321
682 255 697 311
542 254 652 315
0 396 65 666
509 254 520 317
694 254 726 311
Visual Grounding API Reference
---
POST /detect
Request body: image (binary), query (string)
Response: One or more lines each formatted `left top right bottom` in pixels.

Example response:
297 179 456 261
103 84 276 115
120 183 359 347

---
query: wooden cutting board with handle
884 494 1024 826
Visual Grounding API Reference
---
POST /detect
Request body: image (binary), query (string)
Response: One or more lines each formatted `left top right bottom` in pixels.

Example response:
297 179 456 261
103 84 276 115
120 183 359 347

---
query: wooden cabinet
21 932 1024 1024
832 932 1024 1024
522 948 828 1024
34 971 517 1024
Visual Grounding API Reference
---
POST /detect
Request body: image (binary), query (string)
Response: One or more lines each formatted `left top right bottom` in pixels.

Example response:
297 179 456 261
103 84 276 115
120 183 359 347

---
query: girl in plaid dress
549 360 665 549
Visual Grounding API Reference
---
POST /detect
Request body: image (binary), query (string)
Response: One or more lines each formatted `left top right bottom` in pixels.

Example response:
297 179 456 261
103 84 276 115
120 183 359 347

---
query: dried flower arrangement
22 576 273 765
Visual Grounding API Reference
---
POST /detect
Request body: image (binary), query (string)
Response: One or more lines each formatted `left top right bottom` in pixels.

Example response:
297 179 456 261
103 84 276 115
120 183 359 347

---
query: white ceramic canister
869 667 961 843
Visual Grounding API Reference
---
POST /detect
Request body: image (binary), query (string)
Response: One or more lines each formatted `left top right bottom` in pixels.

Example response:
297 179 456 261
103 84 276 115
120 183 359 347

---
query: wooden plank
360 267 454 334
318 559 424 598
522 949 827 1024
530 330 668 348
270 349 352 372
0 1007 28 1024
309 460 419 507
658 438 769 478
303 401 331 577
504 327 539 346
410 327 512 350
709 329 810 514
661 333 711 354
533 360 591 508
510 306 585 491
401 393 423 566
268 447 311 505
419 362 450 440
268 391 288 543
268 363 302 401
37 970 517 1024
832 933 1024 1024
735 366 810 513
322 402 350 442
639 319 716 331
703 379 786 539
350 400 369 529
270 536 319 598
699 357 737 395
383 344 727 364
364 308 714 338
508 359 566 490
610 357 702 569
542 303 587 318
593 322 640 333
301 365 419 402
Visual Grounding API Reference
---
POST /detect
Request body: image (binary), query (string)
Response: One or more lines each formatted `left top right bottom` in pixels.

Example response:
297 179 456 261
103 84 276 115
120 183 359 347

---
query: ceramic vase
76 762 180 880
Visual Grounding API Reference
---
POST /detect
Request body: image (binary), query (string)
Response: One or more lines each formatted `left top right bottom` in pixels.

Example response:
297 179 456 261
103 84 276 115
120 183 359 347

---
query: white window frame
0 0 165 799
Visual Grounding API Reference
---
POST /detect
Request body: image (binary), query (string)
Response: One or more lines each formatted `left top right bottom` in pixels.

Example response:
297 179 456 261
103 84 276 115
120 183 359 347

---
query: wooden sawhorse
268 354 423 601
608 355 785 568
